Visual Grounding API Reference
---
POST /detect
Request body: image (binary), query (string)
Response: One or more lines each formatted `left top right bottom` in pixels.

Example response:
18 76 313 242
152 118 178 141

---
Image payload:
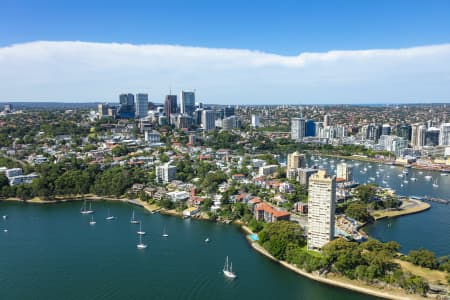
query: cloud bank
0 41 449 104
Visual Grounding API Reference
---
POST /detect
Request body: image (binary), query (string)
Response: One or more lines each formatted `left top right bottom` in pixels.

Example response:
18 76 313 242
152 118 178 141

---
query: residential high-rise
439 123 450 146
426 127 440 146
324 114 331 127
98 103 109 118
164 95 178 119
180 91 195 116
336 163 353 181
222 116 237 131
201 110 216 132
291 117 305 140
251 114 260 128
155 163 177 184
396 123 412 141
287 151 306 169
307 170 336 251
135 93 149 119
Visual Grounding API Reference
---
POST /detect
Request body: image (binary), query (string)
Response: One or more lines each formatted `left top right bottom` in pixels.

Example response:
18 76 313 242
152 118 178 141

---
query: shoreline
371 199 431 221
241 226 428 300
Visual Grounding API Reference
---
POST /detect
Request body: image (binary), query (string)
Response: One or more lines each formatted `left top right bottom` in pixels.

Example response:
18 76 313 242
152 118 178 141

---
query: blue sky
1 0 450 103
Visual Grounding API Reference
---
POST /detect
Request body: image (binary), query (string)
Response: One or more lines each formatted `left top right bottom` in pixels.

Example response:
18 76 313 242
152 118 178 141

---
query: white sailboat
223 256 237 279
105 209 116 220
137 234 147 249
80 200 94 214
432 178 439 188
130 210 139 224
162 227 168 237
89 215 96 225
205 237 210 243
137 221 146 235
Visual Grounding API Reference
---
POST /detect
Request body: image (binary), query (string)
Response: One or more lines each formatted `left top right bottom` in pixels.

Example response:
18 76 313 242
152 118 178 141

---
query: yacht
105 209 116 220
80 200 94 214
137 234 147 249
2 215 7 220
205 237 210 243
162 227 169 237
130 210 139 224
137 222 146 235
89 215 96 225
432 178 439 188
424 175 432 181
223 256 237 279
410 177 417 182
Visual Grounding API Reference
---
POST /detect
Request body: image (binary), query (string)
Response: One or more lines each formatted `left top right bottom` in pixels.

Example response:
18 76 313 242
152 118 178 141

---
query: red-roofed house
254 202 290 223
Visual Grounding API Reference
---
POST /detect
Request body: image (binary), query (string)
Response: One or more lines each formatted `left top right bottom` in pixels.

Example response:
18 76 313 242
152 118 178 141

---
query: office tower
324 114 331 127
307 170 336 251
164 95 178 119
291 117 305 140
336 163 353 181
98 103 109 118
118 93 135 118
201 110 216 132
417 125 427 148
224 106 235 118
426 127 440 146
381 124 391 136
177 114 193 129
180 91 195 116
135 93 149 119
305 119 316 137
439 123 450 146
251 114 260 128
396 124 412 141
155 163 177 184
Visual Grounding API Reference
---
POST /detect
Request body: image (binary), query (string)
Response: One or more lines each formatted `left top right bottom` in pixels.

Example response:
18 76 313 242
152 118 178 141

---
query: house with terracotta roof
254 202 290 223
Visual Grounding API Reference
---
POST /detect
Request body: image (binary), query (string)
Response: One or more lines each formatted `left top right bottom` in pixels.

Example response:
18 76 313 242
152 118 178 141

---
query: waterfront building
254 202 290 222
135 93 149 119
307 170 336 251
155 163 176 184
396 123 412 142
202 110 216 132
251 114 260 128
426 127 440 146
180 91 195 116
439 123 450 146
291 117 305 140
336 163 353 181
417 125 427 148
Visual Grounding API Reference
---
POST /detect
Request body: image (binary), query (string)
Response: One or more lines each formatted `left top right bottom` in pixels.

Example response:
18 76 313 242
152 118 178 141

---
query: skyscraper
164 95 178 119
439 123 450 146
180 91 195 116
417 125 427 148
336 163 353 181
324 114 331 127
118 93 135 118
305 119 316 137
307 170 336 251
382 124 391 136
291 117 305 140
201 110 216 132
251 114 260 128
135 93 149 119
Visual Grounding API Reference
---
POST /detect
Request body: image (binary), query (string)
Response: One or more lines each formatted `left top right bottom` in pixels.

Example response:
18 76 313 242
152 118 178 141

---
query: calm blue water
308 156 450 256
0 201 377 300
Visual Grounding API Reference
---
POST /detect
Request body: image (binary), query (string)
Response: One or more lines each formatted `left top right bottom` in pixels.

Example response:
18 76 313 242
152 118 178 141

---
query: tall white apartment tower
439 123 450 146
251 114 260 128
291 117 305 140
307 170 336 251
336 163 353 181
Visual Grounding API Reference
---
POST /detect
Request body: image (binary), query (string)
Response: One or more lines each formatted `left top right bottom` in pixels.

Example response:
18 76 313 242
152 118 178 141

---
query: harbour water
0 201 376 300
308 156 450 256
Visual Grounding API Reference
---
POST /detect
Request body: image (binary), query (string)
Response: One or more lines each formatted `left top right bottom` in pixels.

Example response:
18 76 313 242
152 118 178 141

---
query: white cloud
0 41 449 104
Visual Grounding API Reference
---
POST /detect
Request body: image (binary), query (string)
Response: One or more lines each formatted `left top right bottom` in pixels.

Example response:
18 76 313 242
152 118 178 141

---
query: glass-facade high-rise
180 91 195 116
